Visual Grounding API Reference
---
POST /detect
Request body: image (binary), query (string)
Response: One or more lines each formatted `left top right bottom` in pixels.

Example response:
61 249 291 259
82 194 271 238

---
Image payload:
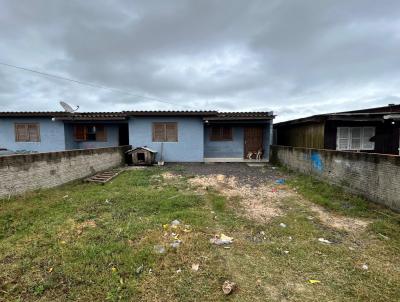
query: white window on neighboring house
336 127 375 151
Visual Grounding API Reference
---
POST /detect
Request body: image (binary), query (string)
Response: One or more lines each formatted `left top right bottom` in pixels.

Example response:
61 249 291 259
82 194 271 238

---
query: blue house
0 111 274 162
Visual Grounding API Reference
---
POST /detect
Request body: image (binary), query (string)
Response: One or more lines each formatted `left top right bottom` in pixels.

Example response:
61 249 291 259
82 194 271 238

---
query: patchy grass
0 167 399 301
287 174 400 241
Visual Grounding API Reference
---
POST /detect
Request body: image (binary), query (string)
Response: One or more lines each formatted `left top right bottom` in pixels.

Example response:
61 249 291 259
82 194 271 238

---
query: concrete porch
203 157 269 163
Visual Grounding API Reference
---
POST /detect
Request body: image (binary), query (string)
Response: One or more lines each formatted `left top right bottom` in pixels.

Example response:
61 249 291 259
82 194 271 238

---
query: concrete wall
64 124 120 150
0 117 66 152
204 126 244 158
271 145 400 211
0 146 129 199
128 116 204 162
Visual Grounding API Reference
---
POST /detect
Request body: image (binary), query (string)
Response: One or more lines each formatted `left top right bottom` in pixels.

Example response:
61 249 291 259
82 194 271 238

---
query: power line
0 61 191 108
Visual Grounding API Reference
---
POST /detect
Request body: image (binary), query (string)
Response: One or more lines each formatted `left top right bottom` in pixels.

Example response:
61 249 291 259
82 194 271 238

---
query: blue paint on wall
0 117 66 152
64 124 120 150
204 127 244 158
128 116 204 162
204 122 273 159
311 151 323 172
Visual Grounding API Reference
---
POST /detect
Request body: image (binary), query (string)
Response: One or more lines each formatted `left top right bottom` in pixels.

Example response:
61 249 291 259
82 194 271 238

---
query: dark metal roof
274 104 400 127
335 104 400 114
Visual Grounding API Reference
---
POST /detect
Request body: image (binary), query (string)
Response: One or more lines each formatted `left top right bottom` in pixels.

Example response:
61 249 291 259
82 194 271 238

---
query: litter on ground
191 263 199 272
171 219 181 226
279 223 287 228
210 234 234 245
154 245 166 254
308 279 321 284
222 280 236 295
276 178 285 184
170 240 182 249
318 238 333 244
136 264 144 275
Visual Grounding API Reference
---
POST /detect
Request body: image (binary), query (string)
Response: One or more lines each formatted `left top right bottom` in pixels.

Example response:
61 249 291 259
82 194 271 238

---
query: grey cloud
0 0 399 120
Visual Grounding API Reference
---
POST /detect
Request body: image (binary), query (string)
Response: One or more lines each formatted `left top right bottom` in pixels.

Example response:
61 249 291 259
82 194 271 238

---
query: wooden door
244 127 264 159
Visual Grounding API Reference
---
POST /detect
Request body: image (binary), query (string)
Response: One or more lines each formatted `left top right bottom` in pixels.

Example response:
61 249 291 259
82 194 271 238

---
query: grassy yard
0 166 399 301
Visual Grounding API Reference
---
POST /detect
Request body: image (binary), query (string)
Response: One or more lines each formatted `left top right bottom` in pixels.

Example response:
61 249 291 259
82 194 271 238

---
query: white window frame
336 127 375 151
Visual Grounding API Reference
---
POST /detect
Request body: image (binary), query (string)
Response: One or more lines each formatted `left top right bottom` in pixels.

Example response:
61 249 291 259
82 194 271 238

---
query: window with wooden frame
15 123 40 142
152 122 178 142
74 125 107 141
210 126 232 141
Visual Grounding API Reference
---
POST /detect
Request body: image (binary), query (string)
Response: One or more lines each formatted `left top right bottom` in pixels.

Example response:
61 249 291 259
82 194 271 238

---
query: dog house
126 147 157 165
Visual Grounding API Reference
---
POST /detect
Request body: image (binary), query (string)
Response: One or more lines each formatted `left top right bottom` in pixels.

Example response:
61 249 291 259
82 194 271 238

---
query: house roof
123 110 218 116
0 111 67 117
274 104 400 127
0 110 275 120
57 112 126 121
125 147 157 154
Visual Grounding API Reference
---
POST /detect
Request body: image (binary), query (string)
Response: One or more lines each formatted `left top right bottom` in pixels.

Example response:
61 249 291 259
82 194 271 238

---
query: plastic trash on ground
210 234 234 245
191 263 199 271
222 280 236 295
153 245 166 254
276 178 285 184
318 238 332 244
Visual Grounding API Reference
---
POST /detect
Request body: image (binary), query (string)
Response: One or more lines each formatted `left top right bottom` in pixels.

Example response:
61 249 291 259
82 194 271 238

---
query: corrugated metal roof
274 104 400 127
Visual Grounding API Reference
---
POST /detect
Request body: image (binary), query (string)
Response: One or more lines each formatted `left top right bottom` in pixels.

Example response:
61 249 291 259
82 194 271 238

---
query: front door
244 127 264 159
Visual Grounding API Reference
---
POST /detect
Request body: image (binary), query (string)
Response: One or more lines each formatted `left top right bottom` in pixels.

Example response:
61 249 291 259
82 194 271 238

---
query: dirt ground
165 163 370 233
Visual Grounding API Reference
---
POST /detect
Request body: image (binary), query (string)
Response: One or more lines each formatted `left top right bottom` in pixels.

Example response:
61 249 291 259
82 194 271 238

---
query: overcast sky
1 0 400 121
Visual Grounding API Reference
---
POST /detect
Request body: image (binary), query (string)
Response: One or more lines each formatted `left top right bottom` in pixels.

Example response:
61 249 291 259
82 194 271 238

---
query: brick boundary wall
271 145 400 211
0 146 130 199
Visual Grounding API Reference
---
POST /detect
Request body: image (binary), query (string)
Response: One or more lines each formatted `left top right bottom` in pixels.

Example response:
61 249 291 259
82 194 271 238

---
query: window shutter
210 126 232 140
165 123 177 142
350 127 361 150
362 127 375 150
74 125 86 140
28 124 40 142
222 127 232 140
210 127 220 140
96 125 107 141
15 124 28 142
337 127 349 150
153 123 166 142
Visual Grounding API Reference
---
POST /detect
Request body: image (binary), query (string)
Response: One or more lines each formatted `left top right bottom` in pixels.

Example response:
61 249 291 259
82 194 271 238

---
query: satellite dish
60 101 79 113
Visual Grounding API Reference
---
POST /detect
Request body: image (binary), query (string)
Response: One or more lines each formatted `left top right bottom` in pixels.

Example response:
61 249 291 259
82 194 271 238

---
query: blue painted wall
204 122 273 159
0 117 66 152
128 116 204 162
64 124 120 150
204 126 244 158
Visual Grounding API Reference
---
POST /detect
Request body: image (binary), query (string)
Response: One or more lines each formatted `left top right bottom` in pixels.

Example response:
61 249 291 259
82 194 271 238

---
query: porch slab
203 157 269 163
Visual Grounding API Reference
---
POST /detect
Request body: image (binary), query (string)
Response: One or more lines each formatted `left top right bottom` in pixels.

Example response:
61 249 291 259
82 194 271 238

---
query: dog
247 148 263 160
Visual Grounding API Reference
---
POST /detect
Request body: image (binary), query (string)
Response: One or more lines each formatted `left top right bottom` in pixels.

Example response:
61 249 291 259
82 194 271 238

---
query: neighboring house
0 110 274 162
0 112 128 153
274 104 400 155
